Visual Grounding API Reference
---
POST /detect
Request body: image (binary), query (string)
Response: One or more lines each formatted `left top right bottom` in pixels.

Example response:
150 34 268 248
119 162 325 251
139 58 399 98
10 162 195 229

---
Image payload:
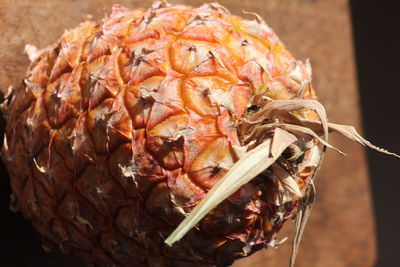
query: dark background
350 0 400 266
0 1 399 267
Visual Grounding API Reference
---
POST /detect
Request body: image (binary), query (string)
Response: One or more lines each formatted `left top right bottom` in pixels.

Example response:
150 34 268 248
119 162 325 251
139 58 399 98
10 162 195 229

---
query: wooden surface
0 0 376 266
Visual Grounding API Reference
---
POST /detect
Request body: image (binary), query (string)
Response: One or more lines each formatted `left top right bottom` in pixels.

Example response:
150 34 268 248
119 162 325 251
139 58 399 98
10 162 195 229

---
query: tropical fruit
1 1 398 266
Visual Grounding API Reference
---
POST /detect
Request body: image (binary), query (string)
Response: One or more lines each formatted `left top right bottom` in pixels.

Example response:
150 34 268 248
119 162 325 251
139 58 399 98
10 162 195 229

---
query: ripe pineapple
1 1 398 267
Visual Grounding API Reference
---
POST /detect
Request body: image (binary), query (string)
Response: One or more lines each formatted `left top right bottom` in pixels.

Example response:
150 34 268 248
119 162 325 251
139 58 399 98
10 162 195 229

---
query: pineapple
1 1 398 267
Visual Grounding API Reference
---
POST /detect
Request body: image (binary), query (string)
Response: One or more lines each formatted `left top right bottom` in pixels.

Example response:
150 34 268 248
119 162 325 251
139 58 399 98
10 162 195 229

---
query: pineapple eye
188 45 197 52
202 88 210 97
165 136 183 148
95 117 107 128
94 30 102 39
241 39 248 46
50 93 58 100
210 166 222 177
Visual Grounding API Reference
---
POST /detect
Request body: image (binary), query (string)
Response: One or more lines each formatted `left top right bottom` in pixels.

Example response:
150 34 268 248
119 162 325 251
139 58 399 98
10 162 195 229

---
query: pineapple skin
1 2 314 266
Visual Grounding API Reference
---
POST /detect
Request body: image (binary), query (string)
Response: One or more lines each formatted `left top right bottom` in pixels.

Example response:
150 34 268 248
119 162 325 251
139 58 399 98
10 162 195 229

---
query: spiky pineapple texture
1 1 328 266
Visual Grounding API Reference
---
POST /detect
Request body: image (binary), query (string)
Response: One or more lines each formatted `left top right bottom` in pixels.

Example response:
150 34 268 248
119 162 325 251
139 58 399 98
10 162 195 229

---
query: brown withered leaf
271 127 298 160
165 133 297 246
231 142 254 159
256 99 329 142
209 50 228 72
33 157 46 174
24 44 45 62
275 123 345 155
297 145 321 174
290 180 316 267
242 9 265 24
272 164 302 198
328 122 400 159
165 139 272 245
244 122 344 155
296 118 400 159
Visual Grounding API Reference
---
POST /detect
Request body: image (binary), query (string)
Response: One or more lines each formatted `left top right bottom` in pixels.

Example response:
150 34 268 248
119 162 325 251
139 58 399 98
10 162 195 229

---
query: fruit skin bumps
0 1 347 266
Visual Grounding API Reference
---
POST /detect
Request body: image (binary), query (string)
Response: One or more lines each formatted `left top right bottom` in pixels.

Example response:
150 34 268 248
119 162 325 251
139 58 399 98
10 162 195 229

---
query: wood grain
0 0 376 266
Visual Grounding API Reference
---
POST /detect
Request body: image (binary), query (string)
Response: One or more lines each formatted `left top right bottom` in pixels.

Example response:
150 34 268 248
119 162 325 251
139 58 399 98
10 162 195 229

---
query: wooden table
0 0 375 266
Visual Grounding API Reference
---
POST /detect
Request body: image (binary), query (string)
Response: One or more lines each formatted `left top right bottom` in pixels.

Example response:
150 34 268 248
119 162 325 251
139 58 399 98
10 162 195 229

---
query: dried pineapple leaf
76 216 94 230
245 122 344 155
328 122 400 159
232 142 253 159
165 131 297 246
24 44 41 62
165 139 272 245
242 9 265 24
273 164 302 197
288 62 305 84
282 177 302 198
271 127 298 160
289 180 316 267
209 50 228 72
297 145 322 173
277 123 345 155
249 99 329 142
33 158 46 174
296 118 400 159
254 58 272 79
